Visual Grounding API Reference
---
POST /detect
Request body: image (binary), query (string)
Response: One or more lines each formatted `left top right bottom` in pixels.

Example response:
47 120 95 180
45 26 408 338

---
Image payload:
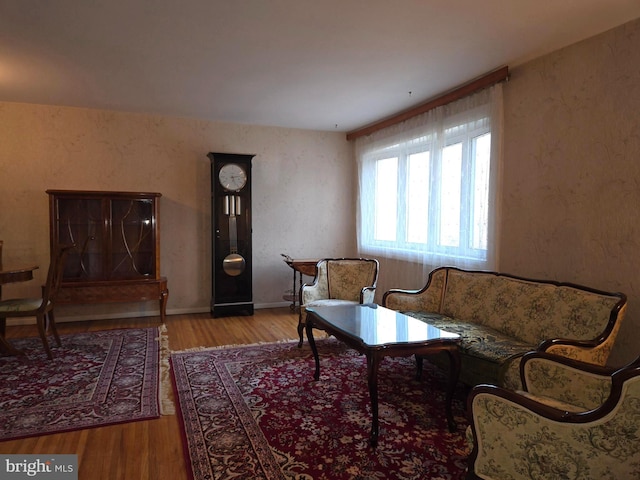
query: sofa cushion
402 311 536 364
306 299 360 309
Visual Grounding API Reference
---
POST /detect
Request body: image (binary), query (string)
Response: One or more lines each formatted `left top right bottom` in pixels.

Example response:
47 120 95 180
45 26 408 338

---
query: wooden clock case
208 152 254 317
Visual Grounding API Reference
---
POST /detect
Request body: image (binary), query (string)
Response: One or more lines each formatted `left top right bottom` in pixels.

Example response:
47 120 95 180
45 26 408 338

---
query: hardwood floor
0 307 301 480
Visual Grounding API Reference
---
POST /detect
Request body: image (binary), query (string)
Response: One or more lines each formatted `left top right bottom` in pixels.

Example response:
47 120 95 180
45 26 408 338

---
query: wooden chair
298 258 379 347
0 244 74 359
466 351 640 479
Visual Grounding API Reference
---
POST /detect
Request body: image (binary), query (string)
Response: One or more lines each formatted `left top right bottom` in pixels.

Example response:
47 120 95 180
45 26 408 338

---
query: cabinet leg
159 287 169 323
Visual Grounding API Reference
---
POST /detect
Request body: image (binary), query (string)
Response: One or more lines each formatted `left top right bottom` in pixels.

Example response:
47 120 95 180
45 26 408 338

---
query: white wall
0 102 356 320
501 18 640 365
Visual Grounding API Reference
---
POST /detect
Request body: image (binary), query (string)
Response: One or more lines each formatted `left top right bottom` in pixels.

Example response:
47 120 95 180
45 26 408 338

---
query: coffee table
305 303 461 447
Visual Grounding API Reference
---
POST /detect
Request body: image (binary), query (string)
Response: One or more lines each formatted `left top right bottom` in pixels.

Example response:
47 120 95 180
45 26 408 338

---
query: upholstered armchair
297 258 378 347
466 351 640 479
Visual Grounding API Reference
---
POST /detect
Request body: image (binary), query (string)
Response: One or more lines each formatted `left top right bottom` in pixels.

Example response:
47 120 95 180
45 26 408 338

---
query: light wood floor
0 307 301 480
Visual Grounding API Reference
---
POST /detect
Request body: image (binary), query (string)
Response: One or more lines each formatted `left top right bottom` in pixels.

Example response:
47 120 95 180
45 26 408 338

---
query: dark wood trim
346 66 509 141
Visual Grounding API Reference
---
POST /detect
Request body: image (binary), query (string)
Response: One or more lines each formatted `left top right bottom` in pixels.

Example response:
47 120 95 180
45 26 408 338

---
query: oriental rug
0 327 163 442
171 339 470 480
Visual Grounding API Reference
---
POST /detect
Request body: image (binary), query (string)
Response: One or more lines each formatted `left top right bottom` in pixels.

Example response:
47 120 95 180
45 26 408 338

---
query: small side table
282 257 319 310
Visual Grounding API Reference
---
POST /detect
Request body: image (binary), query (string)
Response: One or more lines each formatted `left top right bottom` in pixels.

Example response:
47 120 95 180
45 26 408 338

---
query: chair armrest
520 351 613 410
301 281 327 305
468 384 574 427
382 287 419 302
538 337 599 351
382 288 437 312
538 337 609 364
361 286 376 304
382 267 447 312
537 298 627 367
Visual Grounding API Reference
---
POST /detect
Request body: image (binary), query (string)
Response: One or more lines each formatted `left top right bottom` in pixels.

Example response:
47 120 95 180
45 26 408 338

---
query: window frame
358 113 493 264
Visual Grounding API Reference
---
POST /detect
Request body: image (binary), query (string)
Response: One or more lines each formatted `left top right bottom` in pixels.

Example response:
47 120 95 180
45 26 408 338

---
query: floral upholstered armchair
297 258 378 347
466 351 640 479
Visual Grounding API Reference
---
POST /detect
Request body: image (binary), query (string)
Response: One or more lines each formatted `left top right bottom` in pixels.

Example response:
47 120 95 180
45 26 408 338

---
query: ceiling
1 1 640 133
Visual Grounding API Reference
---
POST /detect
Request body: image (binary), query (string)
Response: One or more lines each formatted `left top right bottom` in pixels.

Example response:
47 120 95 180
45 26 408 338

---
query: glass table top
306 303 460 347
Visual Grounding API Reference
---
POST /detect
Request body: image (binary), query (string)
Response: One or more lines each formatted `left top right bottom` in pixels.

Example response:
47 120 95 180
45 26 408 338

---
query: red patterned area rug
171 339 470 480
0 327 162 442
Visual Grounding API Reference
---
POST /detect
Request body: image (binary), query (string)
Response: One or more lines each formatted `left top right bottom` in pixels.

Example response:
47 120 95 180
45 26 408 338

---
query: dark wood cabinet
47 190 168 321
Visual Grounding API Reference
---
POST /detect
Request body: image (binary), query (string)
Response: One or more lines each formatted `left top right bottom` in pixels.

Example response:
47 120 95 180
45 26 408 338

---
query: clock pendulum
222 194 245 276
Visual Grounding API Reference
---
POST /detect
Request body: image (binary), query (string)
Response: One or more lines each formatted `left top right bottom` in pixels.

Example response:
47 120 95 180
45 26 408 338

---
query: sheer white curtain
355 84 503 297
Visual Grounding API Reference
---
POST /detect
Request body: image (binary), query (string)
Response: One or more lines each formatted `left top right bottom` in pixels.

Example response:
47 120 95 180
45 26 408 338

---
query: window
356 85 501 269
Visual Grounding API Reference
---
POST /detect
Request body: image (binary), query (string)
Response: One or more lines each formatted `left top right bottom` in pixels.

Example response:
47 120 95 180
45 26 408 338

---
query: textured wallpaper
501 17 640 364
0 104 356 320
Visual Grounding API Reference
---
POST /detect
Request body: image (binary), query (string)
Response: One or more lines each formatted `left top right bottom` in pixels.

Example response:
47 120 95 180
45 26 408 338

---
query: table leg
415 354 424 380
290 268 296 311
305 318 321 381
443 346 461 432
367 353 381 447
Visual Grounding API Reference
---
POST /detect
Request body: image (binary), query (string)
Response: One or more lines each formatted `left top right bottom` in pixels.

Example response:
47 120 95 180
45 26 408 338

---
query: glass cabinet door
55 197 105 281
50 191 160 283
110 198 156 279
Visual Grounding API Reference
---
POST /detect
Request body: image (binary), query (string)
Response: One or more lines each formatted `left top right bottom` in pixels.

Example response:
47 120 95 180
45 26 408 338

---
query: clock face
218 163 247 191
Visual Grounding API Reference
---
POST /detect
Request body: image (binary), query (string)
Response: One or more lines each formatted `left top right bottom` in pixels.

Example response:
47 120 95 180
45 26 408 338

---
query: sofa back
440 269 625 346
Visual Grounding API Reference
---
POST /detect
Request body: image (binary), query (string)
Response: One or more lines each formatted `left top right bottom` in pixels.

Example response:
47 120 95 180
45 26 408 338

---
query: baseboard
255 301 291 309
6 301 293 326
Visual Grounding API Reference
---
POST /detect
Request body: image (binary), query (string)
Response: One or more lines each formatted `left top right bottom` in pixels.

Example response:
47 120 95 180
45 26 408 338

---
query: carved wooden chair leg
37 313 53 360
46 311 62 347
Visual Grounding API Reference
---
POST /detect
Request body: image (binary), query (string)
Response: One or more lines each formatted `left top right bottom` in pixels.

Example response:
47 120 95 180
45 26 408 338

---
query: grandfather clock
208 152 254 317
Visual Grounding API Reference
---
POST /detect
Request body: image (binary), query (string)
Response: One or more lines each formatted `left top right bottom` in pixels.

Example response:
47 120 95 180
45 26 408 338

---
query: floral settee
465 352 640 479
382 267 627 389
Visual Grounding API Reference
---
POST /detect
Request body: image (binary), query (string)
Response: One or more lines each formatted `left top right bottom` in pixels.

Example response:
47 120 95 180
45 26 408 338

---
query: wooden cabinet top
47 190 162 199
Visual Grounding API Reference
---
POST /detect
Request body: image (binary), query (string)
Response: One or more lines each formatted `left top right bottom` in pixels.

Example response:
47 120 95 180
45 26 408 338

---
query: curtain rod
346 66 509 141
